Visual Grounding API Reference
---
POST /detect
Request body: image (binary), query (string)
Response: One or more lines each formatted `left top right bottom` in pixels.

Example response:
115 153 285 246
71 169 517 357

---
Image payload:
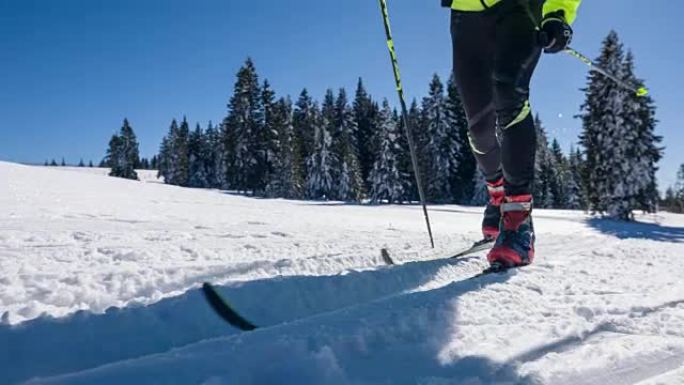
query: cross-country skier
442 0 580 267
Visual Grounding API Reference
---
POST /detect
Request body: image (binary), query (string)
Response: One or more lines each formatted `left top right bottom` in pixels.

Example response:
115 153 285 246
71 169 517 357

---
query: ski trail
515 298 684 363
634 365 684 385
514 297 684 385
23 270 524 385
557 351 684 385
1 252 487 384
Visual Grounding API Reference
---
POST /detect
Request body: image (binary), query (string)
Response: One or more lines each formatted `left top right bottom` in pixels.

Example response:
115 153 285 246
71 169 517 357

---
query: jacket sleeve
543 0 581 24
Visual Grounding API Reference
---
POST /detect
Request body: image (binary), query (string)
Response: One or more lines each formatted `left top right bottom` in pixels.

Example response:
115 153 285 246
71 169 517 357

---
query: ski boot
482 177 505 240
486 194 535 268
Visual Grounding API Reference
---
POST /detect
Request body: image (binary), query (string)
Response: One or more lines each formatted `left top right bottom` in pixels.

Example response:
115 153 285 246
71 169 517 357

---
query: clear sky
0 0 681 188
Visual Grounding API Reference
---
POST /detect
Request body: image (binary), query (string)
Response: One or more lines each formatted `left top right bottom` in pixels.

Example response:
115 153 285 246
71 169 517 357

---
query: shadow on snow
24 265 537 385
1 254 503 385
587 217 684 243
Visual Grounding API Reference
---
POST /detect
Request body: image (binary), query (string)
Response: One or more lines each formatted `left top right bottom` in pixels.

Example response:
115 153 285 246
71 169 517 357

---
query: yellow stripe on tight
505 100 531 129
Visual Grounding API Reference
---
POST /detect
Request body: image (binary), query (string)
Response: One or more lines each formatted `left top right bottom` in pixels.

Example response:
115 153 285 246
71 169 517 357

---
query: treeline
47 121 157 174
156 58 587 207
43 157 159 169
156 59 482 204
106 31 663 219
661 164 684 213
43 158 85 167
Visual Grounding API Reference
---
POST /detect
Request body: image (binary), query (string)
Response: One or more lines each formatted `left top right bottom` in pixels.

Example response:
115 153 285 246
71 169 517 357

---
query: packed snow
1 161 683 385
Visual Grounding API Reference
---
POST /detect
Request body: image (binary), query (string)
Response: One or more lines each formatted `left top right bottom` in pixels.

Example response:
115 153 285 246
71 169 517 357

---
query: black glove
540 11 573 54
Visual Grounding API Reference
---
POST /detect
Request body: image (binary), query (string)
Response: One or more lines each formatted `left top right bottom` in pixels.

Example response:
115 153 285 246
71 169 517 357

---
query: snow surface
1 161 683 384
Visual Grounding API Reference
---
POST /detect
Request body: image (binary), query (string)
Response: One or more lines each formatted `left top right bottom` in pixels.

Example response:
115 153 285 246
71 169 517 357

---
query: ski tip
201 282 258 331
381 248 395 265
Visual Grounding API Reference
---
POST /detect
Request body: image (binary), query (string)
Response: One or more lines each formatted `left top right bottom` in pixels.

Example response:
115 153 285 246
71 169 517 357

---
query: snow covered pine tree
580 32 661 219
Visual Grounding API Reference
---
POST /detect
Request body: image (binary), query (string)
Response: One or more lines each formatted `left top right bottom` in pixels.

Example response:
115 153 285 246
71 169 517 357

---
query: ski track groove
552 349 684 385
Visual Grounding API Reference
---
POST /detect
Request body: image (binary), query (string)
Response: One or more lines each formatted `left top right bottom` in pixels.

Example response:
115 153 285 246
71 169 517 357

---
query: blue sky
0 0 681 188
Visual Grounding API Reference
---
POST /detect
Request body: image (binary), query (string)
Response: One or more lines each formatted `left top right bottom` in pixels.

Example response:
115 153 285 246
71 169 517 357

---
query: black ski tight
451 0 542 196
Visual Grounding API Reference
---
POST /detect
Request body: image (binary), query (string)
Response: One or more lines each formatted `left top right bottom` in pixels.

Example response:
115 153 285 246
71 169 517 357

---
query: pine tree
534 116 556 208
174 117 191 185
121 119 140 178
422 74 459 202
157 124 173 182
88 160 94 168
305 90 336 200
663 186 683 213
50 159 58 166
222 58 264 193
580 32 630 217
399 100 422 202
257 80 278 195
447 74 476 204
293 89 318 182
107 119 140 180
187 124 209 188
61 158 66 167
157 118 189 186
353 78 378 189
44 160 48 166
621 51 662 213
266 98 304 198
78 158 85 167
369 100 405 203
333 89 364 201
672 164 684 213
549 139 567 208
107 135 124 174
660 167 683 213
580 32 661 219
565 146 585 210
203 121 221 188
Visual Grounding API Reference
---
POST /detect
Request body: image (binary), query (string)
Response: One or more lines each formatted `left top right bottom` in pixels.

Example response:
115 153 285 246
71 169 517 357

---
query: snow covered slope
1 161 683 384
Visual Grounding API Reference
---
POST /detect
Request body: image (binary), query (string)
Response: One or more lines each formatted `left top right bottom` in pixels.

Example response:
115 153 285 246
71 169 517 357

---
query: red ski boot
482 177 505 240
486 194 535 268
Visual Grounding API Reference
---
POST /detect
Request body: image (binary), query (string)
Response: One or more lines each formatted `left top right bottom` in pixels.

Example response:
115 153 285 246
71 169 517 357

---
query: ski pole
378 0 435 249
563 47 649 97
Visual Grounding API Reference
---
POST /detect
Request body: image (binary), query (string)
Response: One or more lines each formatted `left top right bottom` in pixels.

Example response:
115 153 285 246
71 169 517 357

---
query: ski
381 238 494 266
204 240 498 331
202 253 515 331
202 282 258 331
449 238 495 259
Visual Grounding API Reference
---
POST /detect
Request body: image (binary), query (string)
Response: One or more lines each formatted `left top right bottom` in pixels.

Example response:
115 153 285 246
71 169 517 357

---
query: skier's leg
450 10 500 182
486 2 542 267
493 2 542 196
450 10 503 239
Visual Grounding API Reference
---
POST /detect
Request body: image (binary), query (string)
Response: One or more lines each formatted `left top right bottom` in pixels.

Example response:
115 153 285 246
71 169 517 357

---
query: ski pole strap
502 201 532 213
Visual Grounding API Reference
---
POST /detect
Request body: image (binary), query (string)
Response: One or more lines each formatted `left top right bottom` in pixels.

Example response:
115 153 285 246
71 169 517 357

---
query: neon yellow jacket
443 0 581 24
